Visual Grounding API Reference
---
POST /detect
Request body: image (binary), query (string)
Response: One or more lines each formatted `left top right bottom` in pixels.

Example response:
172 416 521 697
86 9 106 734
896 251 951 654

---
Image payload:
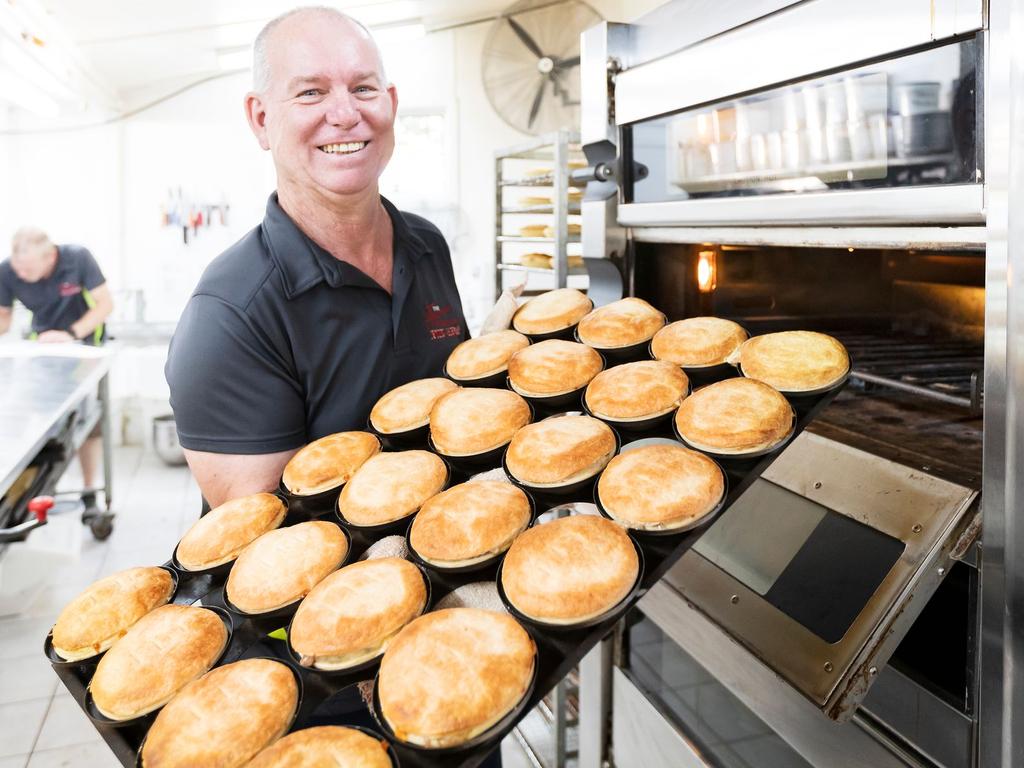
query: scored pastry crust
176 493 286 571
410 481 532 566
585 360 689 420
141 658 298 768
576 297 666 349
379 608 535 748
502 516 639 624
429 388 531 456
247 726 393 768
226 521 349 614
733 330 850 392
674 378 794 454
282 432 381 496
507 339 603 397
505 415 616 486
370 378 459 434
517 223 548 238
290 557 427 671
598 445 725 530
90 604 227 721
51 567 174 662
651 317 749 367
511 288 593 335
337 451 448 526
445 330 530 380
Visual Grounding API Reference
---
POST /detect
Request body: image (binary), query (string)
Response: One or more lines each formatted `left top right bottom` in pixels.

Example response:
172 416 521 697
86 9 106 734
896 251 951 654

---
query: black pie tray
507 376 591 412
278 481 345 520
367 418 431 450
574 326 657 364
443 363 511 390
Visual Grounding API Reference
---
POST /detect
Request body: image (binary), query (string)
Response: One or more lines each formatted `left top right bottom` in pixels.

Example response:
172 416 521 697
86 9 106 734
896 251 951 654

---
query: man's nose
325 92 360 129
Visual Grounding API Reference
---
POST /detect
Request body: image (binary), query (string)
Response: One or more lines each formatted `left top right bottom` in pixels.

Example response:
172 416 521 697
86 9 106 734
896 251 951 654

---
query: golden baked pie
282 432 381 496
176 493 286 572
732 330 850 392
429 388 531 456
524 159 586 177
141 658 298 768
517 253 585 269
290 557 427 671
518 195 552 205
502 515 639 624
508 339 603 397
337 451 447 526
674 378 794 454
542 223 581 237
226 521 348 614
585 360 689 421
247 726 392 768
517 223 548 238
651 317 748 367
445 330 530 381
505 415 616 487
379 608 535 747
370 378 458 434
51 567 174 662
90 604 227 721
511 288 593 336
598 445 725 530
576 297 667 349
409 480 532 567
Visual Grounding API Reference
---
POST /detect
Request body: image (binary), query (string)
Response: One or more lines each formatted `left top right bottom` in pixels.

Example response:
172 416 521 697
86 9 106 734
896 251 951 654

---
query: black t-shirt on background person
0 244 107 343
165 194 468 454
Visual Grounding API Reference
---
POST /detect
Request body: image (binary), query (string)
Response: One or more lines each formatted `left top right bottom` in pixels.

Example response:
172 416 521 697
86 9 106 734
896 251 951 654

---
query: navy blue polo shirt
165 194 467 454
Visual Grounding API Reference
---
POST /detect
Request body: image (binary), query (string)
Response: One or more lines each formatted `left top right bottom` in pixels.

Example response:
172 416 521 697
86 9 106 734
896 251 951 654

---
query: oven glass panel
694 479 905 644
627 36 979 202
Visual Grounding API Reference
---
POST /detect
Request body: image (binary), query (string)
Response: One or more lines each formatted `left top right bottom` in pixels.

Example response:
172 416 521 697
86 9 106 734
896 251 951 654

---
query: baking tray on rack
48 363 846 768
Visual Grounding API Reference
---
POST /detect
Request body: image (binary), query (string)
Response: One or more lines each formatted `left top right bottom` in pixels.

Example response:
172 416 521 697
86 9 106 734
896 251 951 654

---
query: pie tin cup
506 376 590 412
367 418 431 450
279 481 345 521
335 459 452 537
427 434 513 474
370 646 538 754
671 409 797 462
733 363 851 398
501 426 620 500
496 535 645 632
44 565 181 668
581 380 690 433
84 605 234 728
443 364 511 390
512 312 590 343
285 563 432 678
574 327 656 364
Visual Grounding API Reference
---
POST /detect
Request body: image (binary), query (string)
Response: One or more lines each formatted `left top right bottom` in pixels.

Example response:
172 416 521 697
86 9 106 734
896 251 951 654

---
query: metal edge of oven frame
574 0 1024 766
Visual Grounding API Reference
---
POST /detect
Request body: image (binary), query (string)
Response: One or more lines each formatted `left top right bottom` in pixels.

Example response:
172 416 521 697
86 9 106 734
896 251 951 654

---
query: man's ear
244 92 271 150
388 84 398 115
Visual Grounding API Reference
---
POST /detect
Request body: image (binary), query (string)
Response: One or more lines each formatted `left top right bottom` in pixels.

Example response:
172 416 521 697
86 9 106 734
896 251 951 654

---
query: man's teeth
320 142 366 154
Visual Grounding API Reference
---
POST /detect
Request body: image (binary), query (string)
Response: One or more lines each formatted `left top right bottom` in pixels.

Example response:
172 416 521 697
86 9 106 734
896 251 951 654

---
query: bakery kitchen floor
0 446 557 768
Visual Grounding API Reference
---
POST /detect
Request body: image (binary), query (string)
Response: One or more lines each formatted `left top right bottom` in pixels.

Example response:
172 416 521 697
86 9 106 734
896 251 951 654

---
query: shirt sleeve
0 269 12 309
77 247 106 291
165 294 307 454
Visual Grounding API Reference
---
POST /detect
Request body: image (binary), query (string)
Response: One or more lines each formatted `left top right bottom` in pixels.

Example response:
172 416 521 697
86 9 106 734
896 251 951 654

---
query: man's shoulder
192 226 276 310
399 208 447 250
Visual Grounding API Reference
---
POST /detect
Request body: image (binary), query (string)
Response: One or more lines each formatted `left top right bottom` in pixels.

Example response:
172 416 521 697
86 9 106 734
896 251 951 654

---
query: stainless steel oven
573 1 1024 767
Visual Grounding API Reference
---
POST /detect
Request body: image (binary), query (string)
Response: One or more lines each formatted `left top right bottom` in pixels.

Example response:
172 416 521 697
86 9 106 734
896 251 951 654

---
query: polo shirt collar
261 192 431 300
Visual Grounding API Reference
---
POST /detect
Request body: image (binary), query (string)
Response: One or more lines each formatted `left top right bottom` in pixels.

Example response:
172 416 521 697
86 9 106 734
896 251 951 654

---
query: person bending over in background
0 226 114 510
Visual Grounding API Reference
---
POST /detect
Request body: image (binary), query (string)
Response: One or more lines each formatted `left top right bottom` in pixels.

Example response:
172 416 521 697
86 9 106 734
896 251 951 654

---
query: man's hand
37 330 75 343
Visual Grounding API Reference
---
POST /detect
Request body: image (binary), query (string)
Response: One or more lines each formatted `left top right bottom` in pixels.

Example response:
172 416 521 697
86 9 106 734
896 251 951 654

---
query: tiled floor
0 446 538 768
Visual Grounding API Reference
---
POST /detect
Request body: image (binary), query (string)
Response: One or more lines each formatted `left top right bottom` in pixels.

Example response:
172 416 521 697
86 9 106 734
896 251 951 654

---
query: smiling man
165 7 467 508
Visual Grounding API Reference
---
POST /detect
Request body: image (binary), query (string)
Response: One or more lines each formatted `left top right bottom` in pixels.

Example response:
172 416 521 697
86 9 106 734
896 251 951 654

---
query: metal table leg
98 372 113 512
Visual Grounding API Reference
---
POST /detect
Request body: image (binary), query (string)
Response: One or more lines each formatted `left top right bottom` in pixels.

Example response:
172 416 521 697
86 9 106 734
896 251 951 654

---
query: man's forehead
264 13 382 80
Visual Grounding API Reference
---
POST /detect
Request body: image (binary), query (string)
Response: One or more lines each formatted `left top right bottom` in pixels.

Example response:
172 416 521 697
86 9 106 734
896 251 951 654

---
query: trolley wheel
88 514 114 541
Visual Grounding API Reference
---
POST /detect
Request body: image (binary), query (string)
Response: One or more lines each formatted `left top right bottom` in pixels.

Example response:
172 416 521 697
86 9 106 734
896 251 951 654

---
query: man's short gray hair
11 226 52 257
251 6 386 93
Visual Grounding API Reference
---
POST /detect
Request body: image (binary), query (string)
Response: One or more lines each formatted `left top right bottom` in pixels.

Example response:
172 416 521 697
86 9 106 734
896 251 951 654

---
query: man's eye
355 85 376 94
298 89 321 98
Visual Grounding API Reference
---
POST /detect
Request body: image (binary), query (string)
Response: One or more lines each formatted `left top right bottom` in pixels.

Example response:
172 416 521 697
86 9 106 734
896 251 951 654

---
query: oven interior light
697 250 717 293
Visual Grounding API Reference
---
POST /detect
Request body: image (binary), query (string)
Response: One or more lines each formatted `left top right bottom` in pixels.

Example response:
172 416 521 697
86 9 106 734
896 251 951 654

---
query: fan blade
555 55 581 69
507 15 544 58
528 79 546 128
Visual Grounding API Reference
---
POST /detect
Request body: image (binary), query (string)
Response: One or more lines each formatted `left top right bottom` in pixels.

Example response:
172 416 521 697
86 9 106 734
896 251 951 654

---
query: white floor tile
0 698 49 758
33 693 103 752
0 755 28 768
25 741 119 768
0 654 58 705
0 618 57 661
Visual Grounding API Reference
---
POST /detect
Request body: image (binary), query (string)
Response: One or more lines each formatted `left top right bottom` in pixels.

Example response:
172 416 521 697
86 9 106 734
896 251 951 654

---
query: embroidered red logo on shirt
59 282 82 297
424 302 461 341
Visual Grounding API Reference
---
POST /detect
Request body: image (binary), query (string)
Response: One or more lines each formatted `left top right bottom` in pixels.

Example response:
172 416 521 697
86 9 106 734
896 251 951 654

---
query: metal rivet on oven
937 567 946 576
824 662 834 673
730 595 739 604
813 481 822 489
869 666 878 676
912 524 923 533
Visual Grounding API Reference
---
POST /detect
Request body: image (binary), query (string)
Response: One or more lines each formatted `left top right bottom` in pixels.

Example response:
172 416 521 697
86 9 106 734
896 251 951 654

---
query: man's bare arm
183 448 298 509
0 306 11 336
72 283 114 340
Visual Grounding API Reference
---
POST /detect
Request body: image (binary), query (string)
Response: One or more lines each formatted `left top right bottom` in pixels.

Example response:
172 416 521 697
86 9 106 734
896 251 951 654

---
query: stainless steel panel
631 225 986 250
580 22 626 147
577 639 612 768
615 0 984 126
618 184 984 226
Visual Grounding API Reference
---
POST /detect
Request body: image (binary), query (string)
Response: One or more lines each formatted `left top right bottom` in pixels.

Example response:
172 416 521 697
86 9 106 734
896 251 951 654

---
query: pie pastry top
429 388 531 456
511 288 592 335
576 297 666 349
176 493 286 571
501 515 639 624
337 451 448 526
51 566 174 662
507 339 603 397
90 604 227 721
674 378 794 454
379 608 536 748
445 330 530 380
225 521 349 614
141 658 298 768
651 317 748 367
370 378 459 434
290 557 428 670
732 330 850 392
282 432 381 496
247 726 393 768
598 445 725 530
409 480 532 565
505 415 616 486
585 360 689 420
